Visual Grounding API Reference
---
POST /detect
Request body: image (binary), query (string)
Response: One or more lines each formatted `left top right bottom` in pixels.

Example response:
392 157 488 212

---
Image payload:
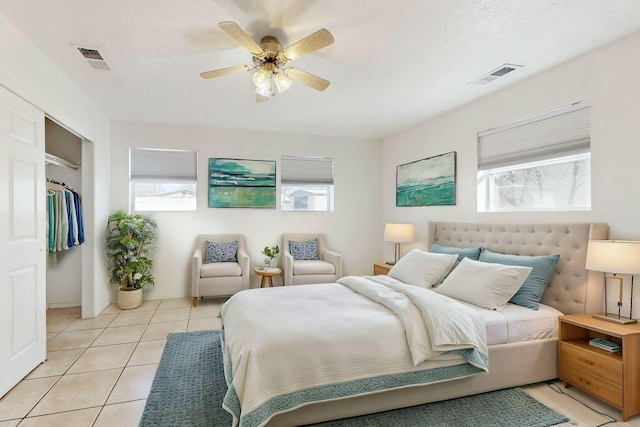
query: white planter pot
117 287 143 310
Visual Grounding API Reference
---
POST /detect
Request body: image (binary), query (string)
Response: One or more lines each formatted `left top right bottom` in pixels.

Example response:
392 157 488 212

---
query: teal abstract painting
396 151 456 207
208 158 276 208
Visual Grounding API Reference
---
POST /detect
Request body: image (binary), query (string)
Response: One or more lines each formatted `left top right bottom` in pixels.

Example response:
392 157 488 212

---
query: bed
221 222 608 426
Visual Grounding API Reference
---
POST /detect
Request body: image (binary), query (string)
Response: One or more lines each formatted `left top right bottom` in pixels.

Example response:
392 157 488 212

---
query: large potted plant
106 210 157 309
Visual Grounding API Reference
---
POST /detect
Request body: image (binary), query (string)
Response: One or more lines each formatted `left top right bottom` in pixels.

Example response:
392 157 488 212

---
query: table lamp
384 223 415 264
585 240 640 324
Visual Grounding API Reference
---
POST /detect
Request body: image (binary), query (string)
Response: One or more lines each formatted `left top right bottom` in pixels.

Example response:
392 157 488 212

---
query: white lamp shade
273 72 292 93
255 84 273 98
252 68 272 89
384 223 415 243
586 240 640 274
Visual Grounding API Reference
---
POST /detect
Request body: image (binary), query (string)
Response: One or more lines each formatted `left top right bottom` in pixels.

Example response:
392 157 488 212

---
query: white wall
382 30 640 249
110 121 382 300
381 30 640 317
0 13 111 317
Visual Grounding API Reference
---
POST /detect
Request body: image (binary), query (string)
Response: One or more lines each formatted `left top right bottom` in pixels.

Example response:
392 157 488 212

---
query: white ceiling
2 0 640 140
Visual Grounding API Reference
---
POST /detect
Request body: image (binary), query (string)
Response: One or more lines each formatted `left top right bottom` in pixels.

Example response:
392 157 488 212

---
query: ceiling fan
200 21 334 102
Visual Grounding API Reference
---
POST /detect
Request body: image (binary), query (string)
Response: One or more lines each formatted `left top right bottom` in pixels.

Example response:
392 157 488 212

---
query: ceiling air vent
75 46 110 70
469 63 522 85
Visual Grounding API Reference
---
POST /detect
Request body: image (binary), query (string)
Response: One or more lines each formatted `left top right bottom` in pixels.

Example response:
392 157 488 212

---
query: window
281 156 334 212
130 148 197 211
477 101 591 212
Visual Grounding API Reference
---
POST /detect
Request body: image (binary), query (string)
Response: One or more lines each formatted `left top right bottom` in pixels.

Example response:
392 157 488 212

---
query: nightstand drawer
561 364 622 407
559 342 622 407
559 342 622 385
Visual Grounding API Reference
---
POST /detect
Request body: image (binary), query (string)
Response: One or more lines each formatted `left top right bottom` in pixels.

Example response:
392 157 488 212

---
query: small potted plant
262 244 280 268
105 210 157 309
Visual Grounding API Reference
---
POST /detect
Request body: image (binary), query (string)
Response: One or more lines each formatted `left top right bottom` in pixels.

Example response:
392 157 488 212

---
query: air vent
75 46 111 70
469 63 522 85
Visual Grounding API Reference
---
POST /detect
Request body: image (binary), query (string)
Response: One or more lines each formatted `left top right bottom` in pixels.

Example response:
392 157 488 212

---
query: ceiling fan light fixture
252 68 272 89
273 71 292 93
203 21 334 100
255 84 274 98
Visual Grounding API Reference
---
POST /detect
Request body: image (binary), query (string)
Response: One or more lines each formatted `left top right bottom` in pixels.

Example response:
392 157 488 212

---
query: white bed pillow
436 258 532 310
387 249 457 288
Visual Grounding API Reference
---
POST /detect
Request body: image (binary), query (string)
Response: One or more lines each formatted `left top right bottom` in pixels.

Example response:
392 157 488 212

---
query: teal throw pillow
478 249 560 310
430 243 482 262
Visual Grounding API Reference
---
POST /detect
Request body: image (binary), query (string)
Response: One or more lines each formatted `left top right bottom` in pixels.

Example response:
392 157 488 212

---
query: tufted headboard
427 222 609 315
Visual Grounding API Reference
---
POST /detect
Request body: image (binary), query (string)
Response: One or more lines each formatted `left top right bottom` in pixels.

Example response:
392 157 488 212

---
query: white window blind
478 101 591 170
130 148 197 181
281 156 334 184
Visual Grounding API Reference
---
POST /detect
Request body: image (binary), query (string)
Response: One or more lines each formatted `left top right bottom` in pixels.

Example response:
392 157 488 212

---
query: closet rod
45 153 79 170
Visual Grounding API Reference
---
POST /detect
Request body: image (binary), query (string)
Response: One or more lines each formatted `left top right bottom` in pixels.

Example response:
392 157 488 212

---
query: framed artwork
208 158 276 208
396 151 456 207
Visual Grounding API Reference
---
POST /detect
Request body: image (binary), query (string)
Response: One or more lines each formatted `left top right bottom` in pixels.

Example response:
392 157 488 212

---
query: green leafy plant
105 210 158 290
262 245 280 260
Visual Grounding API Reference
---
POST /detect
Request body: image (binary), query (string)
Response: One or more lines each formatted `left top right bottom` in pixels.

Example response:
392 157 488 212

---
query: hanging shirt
46 180 84 252
47 192 55 253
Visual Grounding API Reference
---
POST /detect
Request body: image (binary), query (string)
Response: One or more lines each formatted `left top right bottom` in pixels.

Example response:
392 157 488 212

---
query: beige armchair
282 233 342 286
192 234 250 307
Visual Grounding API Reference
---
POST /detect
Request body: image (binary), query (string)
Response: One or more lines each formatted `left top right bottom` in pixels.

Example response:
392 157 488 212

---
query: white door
0 86 46 398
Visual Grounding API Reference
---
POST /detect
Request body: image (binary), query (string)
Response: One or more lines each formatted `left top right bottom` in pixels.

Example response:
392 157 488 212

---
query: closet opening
45 117 95 318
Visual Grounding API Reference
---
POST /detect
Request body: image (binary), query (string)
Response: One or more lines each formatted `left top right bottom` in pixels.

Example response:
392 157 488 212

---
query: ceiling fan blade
218 21 264 56
286 68 330 91
279 29 334 61
200 65 252 79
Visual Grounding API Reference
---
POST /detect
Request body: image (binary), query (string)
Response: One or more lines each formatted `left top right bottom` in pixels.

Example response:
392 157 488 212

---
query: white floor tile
93 400 146 427
19 407 100 427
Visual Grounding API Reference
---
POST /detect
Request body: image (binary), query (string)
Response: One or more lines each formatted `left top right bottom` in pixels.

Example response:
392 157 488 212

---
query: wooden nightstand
559 313 640 421
373 263 392 275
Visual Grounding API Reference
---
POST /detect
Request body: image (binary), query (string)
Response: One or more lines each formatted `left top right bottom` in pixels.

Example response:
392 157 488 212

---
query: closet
45 118 83 309
1 85 97 399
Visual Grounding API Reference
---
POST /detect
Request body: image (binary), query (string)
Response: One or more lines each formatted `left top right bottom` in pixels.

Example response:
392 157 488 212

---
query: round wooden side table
253 267 282 288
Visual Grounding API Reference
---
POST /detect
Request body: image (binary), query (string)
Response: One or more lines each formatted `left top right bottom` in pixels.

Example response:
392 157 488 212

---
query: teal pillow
479 249 560 310
430 243 482 262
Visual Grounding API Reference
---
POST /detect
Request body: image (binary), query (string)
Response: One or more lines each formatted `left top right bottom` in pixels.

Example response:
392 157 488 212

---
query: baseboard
47 302 81 309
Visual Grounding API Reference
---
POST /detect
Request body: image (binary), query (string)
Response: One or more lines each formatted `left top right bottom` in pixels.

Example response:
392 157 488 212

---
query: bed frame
268 222 609 426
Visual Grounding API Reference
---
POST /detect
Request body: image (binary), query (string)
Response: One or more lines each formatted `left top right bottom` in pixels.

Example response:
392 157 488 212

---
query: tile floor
0 297 224 427
0 298 639 426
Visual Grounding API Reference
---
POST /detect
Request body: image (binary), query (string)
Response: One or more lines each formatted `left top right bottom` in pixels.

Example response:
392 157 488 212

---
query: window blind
130 148 197 181
478 101 591 170
281 156 334 184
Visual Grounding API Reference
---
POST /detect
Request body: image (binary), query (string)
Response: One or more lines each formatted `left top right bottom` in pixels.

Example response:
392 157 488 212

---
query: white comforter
220 275 488 427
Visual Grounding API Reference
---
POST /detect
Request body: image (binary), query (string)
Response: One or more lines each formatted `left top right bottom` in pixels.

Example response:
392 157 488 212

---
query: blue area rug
139 330 569 427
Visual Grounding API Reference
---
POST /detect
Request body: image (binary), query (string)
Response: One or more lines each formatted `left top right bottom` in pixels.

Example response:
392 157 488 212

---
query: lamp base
592 312 637 325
